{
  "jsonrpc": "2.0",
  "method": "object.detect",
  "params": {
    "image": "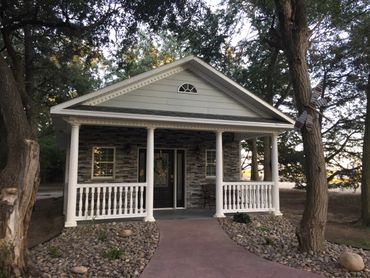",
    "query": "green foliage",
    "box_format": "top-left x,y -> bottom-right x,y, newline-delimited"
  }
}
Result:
97,229 -> 108,241
257,225 -> 270,233
39,134 -> 65,183
263,236 -> 274,246
334,239 -> 370,250
103,247 -> 124,260
47,245 -> 62,258
233,212 -> 251,224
